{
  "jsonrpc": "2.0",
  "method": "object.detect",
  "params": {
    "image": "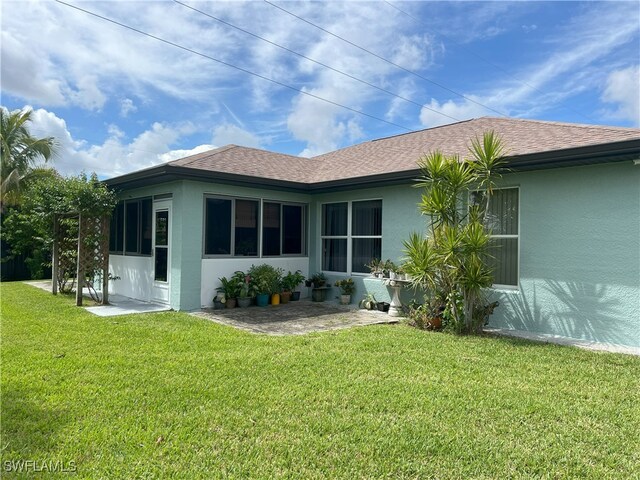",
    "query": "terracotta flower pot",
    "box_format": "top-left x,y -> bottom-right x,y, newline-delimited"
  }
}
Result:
281,291 -> 291,304
226,298 -> 237,308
